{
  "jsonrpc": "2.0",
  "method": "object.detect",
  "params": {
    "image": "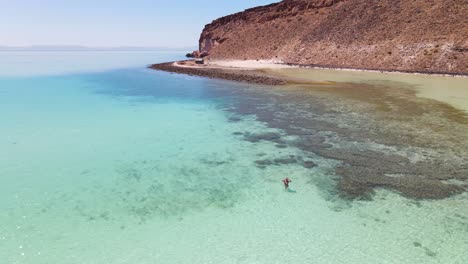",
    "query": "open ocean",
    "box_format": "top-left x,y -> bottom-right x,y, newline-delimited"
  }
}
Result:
0,51 -> 466,264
